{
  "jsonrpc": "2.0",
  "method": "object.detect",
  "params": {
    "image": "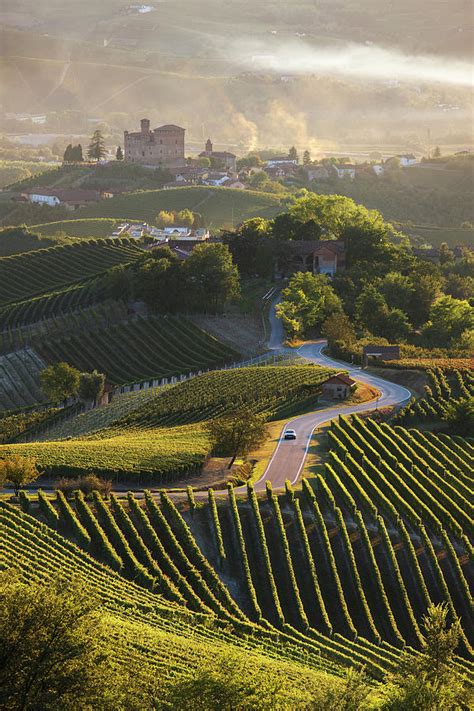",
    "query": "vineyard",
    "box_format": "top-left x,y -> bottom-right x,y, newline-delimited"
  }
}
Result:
7,439 -> 473,677
0,365 -> 335,480
0,347 -> 47,410
0,237 -> 142,306
117,363 -> 335,428
0,502 -> 369,698
396,367 -> 474,426
35,315 -> 240,385
0,279 -> 103,331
